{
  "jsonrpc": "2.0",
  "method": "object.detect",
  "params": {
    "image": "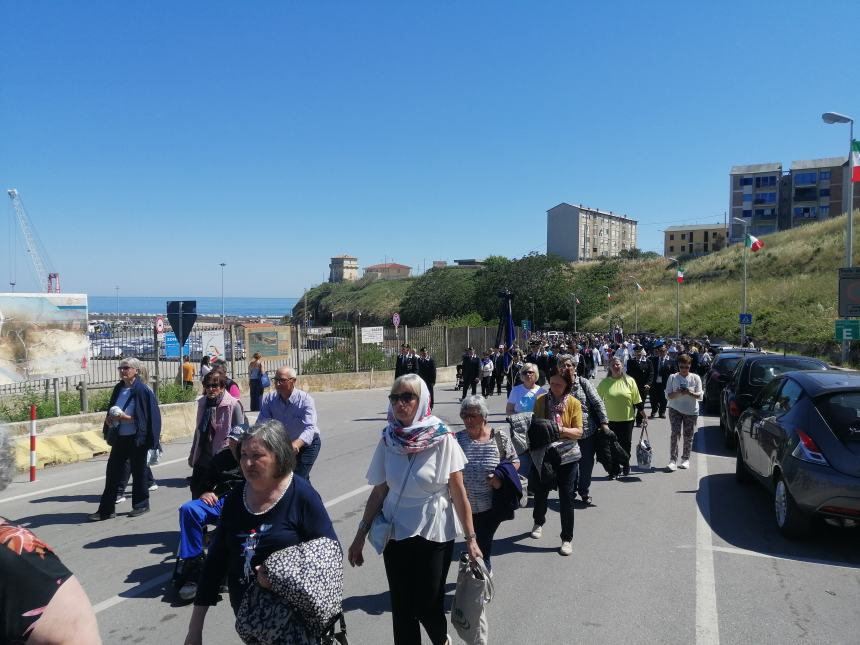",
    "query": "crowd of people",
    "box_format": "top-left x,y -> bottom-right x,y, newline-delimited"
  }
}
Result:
0,326 -> 717,643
